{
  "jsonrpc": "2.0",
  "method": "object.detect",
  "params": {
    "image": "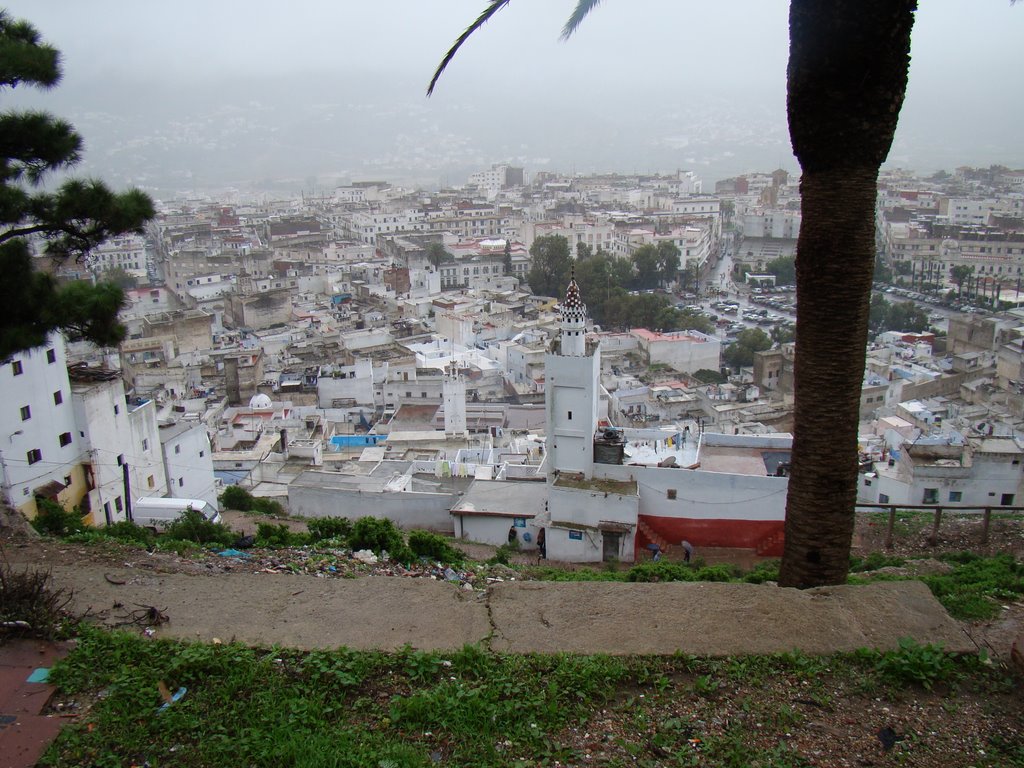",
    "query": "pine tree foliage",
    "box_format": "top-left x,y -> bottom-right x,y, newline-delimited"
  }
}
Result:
0,11 -> 155,358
